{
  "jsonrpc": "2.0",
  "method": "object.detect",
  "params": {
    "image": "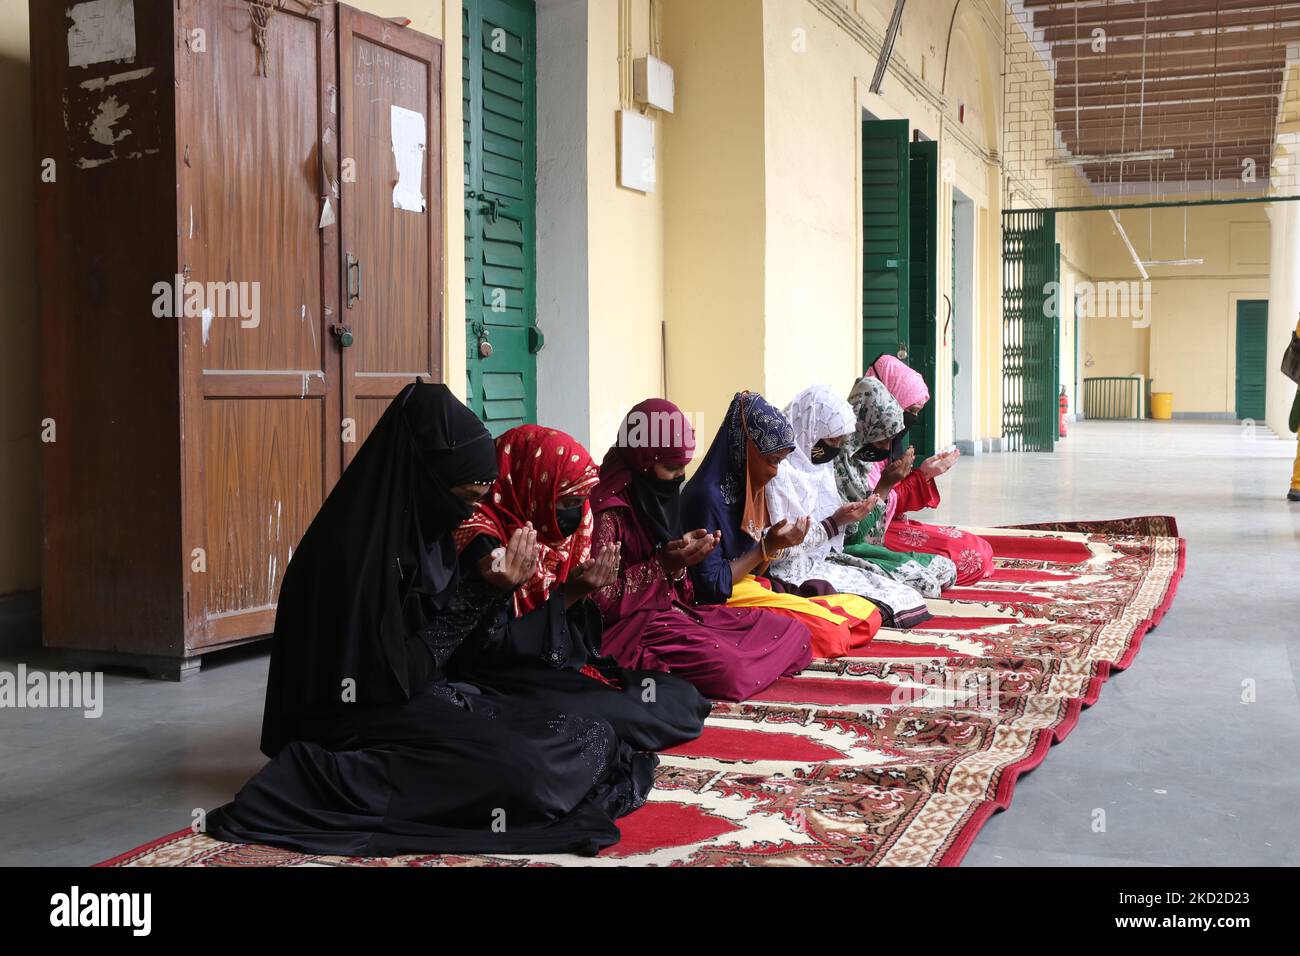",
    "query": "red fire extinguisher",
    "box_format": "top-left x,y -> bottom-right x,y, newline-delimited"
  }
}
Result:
1059,387 -> 1069,438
